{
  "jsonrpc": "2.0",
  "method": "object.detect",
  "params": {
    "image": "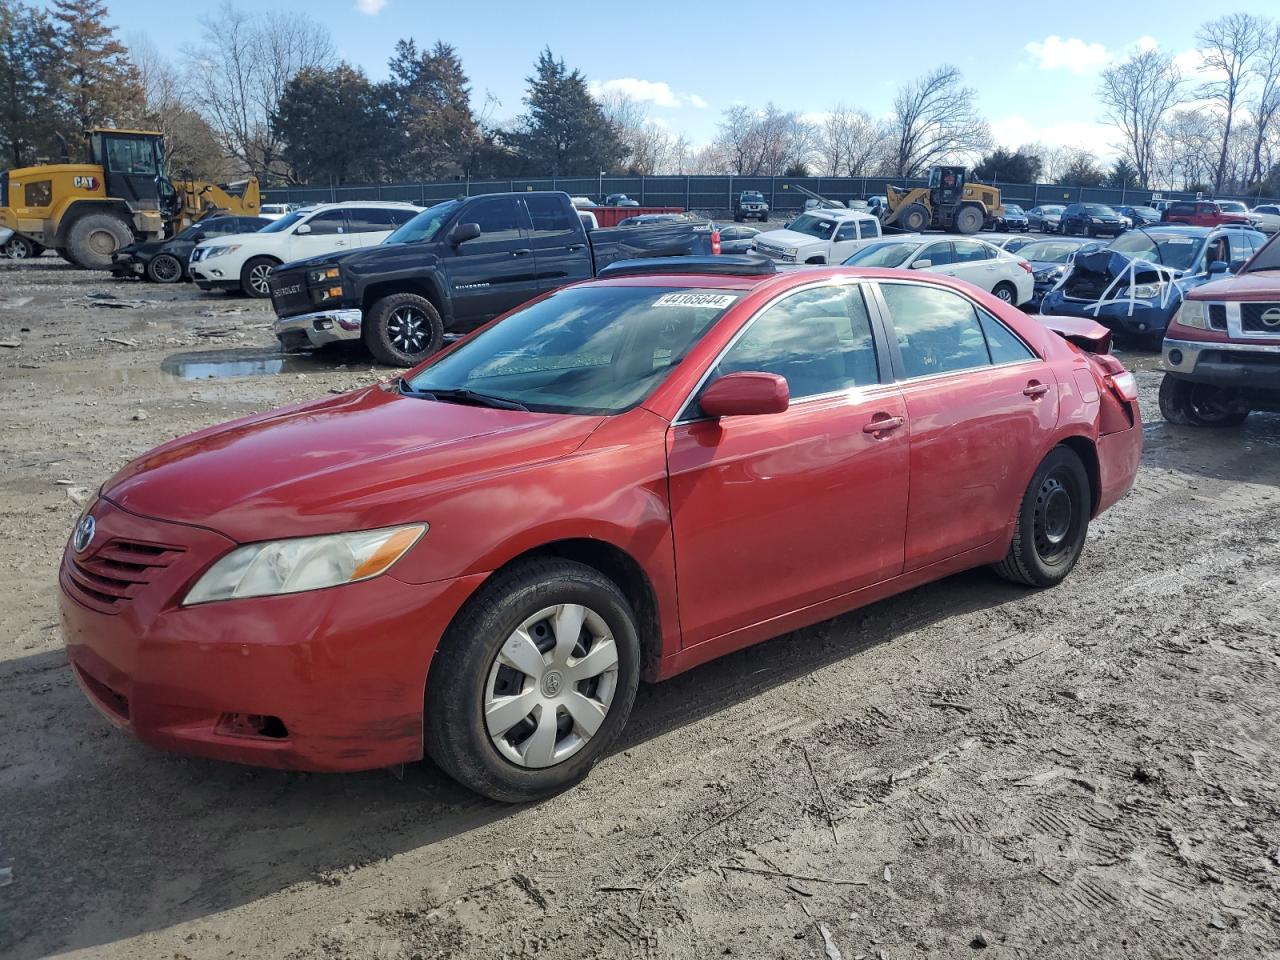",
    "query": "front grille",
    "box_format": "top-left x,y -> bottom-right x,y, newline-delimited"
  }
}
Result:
1201,349 -> 1280,368
1209,304 -> 1228,330
1241,302 -> 1280,334
64,538 -> 185,614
